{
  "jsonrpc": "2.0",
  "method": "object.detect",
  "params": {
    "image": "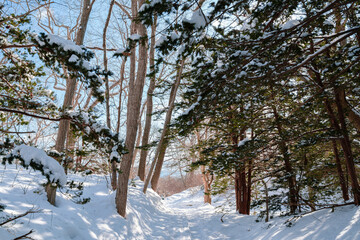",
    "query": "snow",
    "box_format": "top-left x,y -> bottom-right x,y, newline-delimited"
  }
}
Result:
238,137 -> 250,147
184,10 -> 208,29
129,34 -> 141,40
1,165 -> 360,240
115,48 -> 126,55
10,145 -> 66,186
281,20 -> 300,30
68,54 -> 79,63
37,34 -> 84,54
